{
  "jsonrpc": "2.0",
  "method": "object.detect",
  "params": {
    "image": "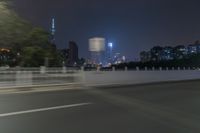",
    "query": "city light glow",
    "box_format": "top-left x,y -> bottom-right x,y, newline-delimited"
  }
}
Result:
108,43 -> 113,48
